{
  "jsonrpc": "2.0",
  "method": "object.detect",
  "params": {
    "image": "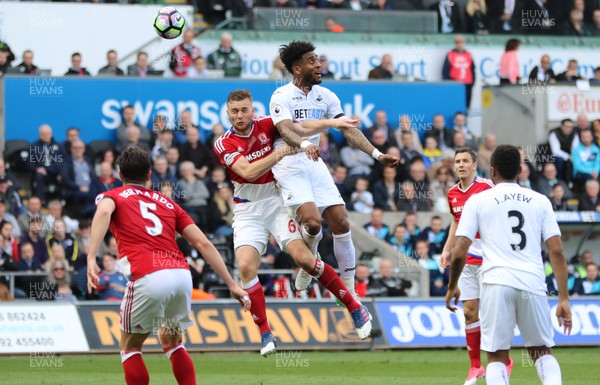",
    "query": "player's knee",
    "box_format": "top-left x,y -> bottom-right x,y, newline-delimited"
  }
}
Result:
463,306 -> 479,324
301,218 -> 322,236
158,328 -> 182,349
236,259 -> 256,281
330,217 -> 350,234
